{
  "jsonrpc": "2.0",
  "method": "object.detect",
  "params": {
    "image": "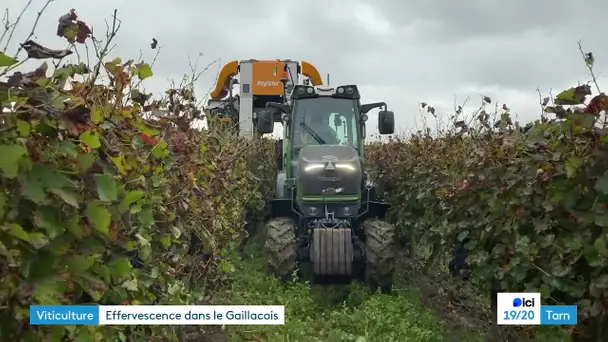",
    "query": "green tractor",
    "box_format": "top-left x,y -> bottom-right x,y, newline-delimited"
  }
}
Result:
255,84 -> 397,292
